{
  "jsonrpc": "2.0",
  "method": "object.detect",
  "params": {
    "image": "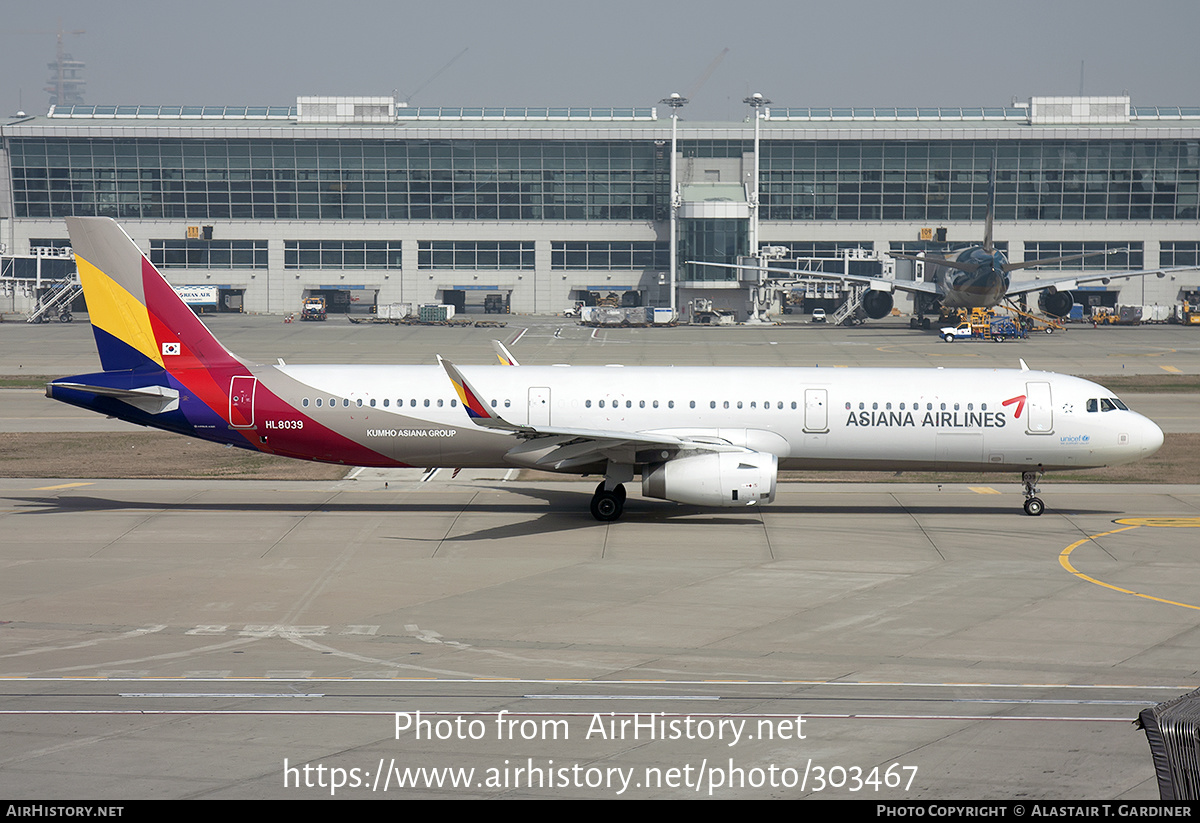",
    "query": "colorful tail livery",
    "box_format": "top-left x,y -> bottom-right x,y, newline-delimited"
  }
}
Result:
50,217 -> 1164,521
50,217 -> 400,467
